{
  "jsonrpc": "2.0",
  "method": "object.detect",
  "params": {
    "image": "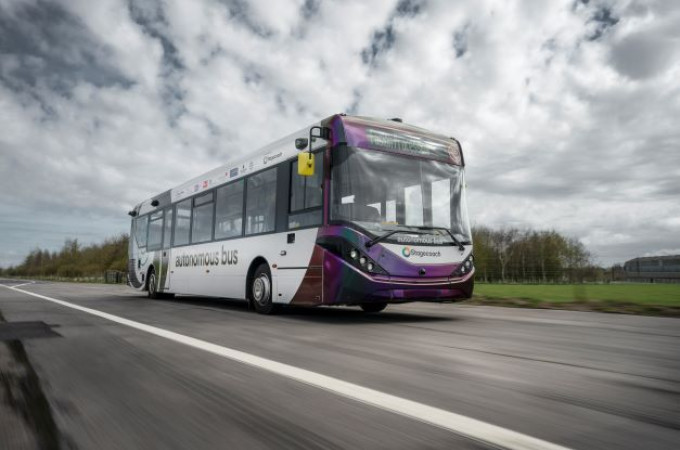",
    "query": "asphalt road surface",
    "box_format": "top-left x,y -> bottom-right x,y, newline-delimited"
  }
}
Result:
1,280 -> 678,449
